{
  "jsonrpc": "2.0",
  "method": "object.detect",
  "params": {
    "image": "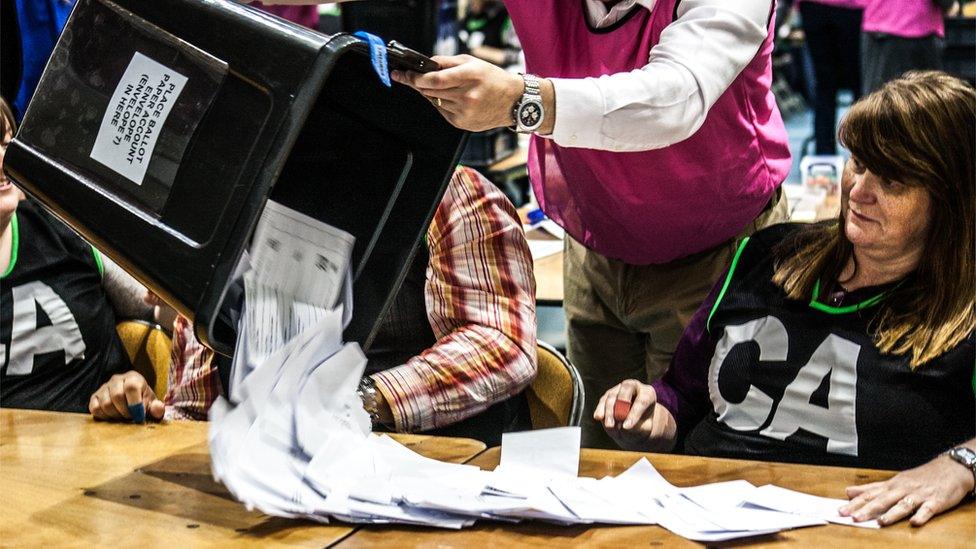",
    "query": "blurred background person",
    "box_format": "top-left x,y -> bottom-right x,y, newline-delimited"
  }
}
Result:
798,0 -> 864,155
0,0 -> 75,121
458,0 -> 521,70
861,0 -> 959,93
